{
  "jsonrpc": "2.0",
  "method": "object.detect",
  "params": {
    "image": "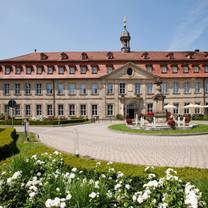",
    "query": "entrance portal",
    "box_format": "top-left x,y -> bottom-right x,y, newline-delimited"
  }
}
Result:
126,104 -> 136,119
